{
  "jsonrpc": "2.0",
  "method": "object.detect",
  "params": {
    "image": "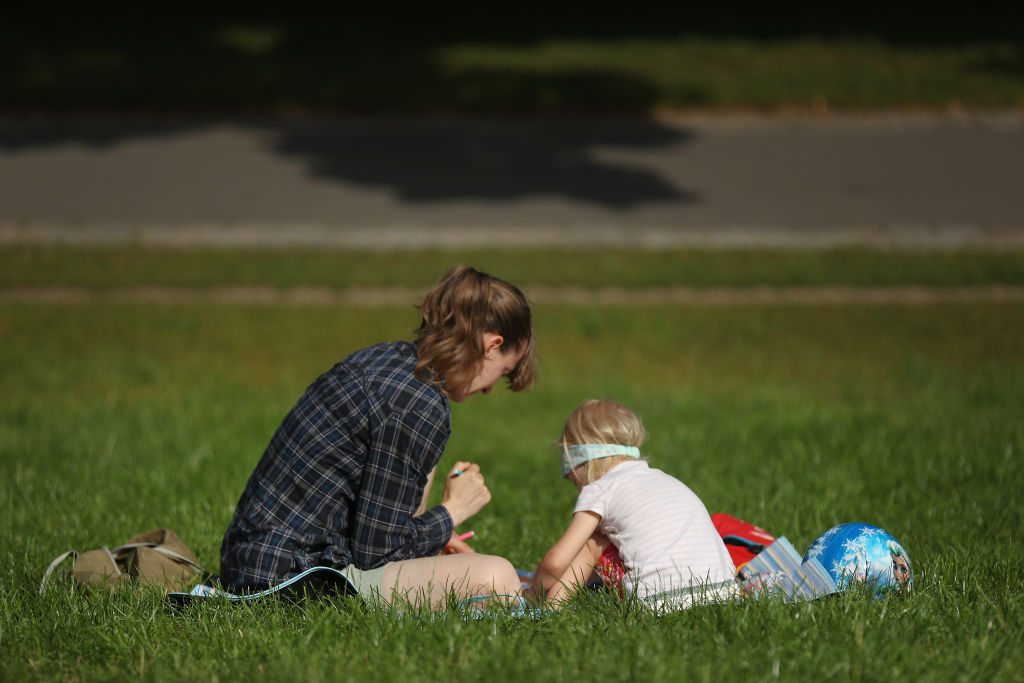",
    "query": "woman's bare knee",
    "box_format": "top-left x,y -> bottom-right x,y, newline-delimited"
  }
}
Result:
470,555 -> 520,595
